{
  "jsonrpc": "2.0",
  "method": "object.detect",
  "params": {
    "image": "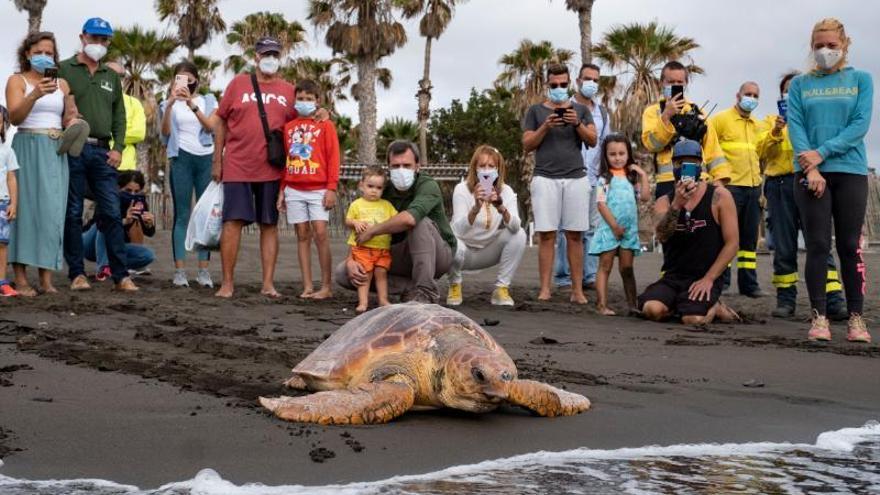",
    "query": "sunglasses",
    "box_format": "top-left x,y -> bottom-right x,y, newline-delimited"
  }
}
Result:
548,82 -> 569,89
